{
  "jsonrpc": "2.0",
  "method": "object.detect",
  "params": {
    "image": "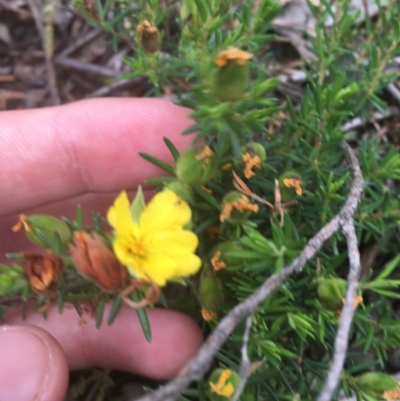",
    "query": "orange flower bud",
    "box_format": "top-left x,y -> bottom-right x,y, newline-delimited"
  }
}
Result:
21,253 -> 64,294
137,20 -> 161,53
69,232 -> 129,291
